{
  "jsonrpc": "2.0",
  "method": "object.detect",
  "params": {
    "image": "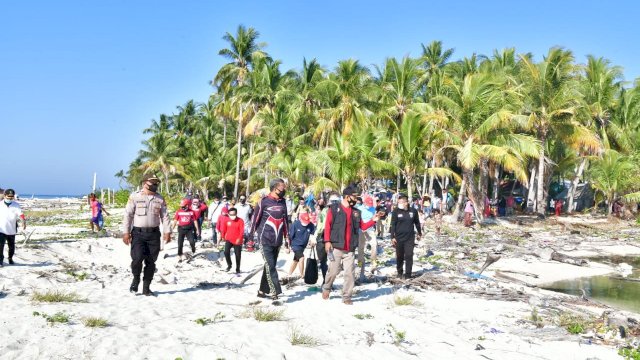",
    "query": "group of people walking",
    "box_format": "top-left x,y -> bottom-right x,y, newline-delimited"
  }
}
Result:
120,175 -> 425,304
